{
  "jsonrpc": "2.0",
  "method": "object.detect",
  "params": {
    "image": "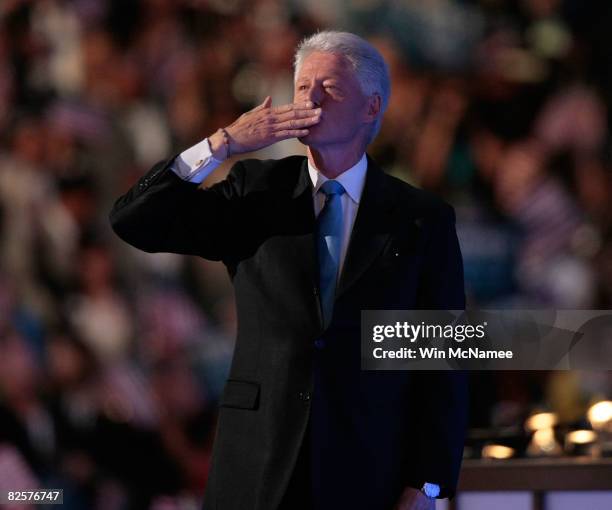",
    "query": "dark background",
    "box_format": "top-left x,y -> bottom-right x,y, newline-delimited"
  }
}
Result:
0,0 -> 610,508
